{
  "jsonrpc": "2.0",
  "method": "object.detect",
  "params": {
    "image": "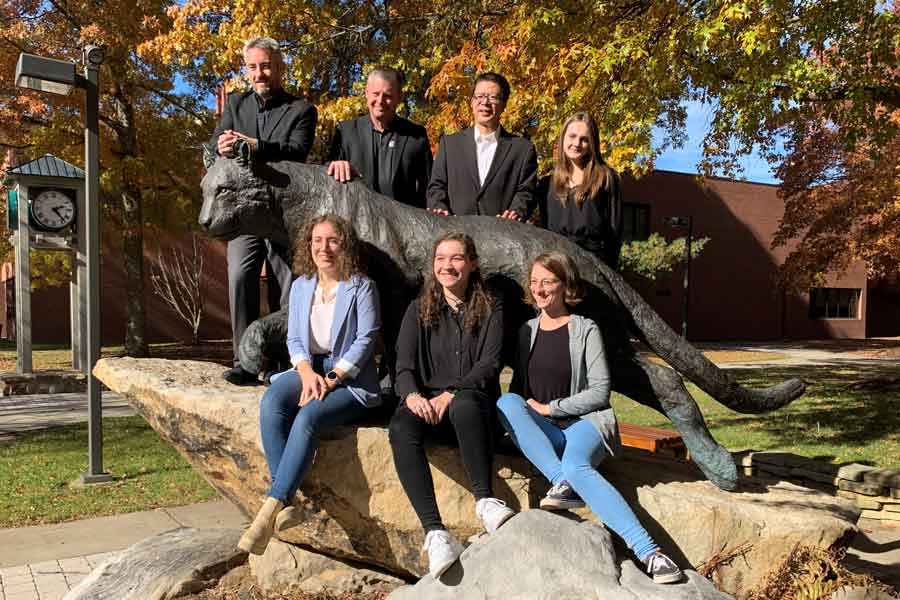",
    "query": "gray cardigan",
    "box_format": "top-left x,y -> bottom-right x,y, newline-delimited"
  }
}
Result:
510,314 -> 622,456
